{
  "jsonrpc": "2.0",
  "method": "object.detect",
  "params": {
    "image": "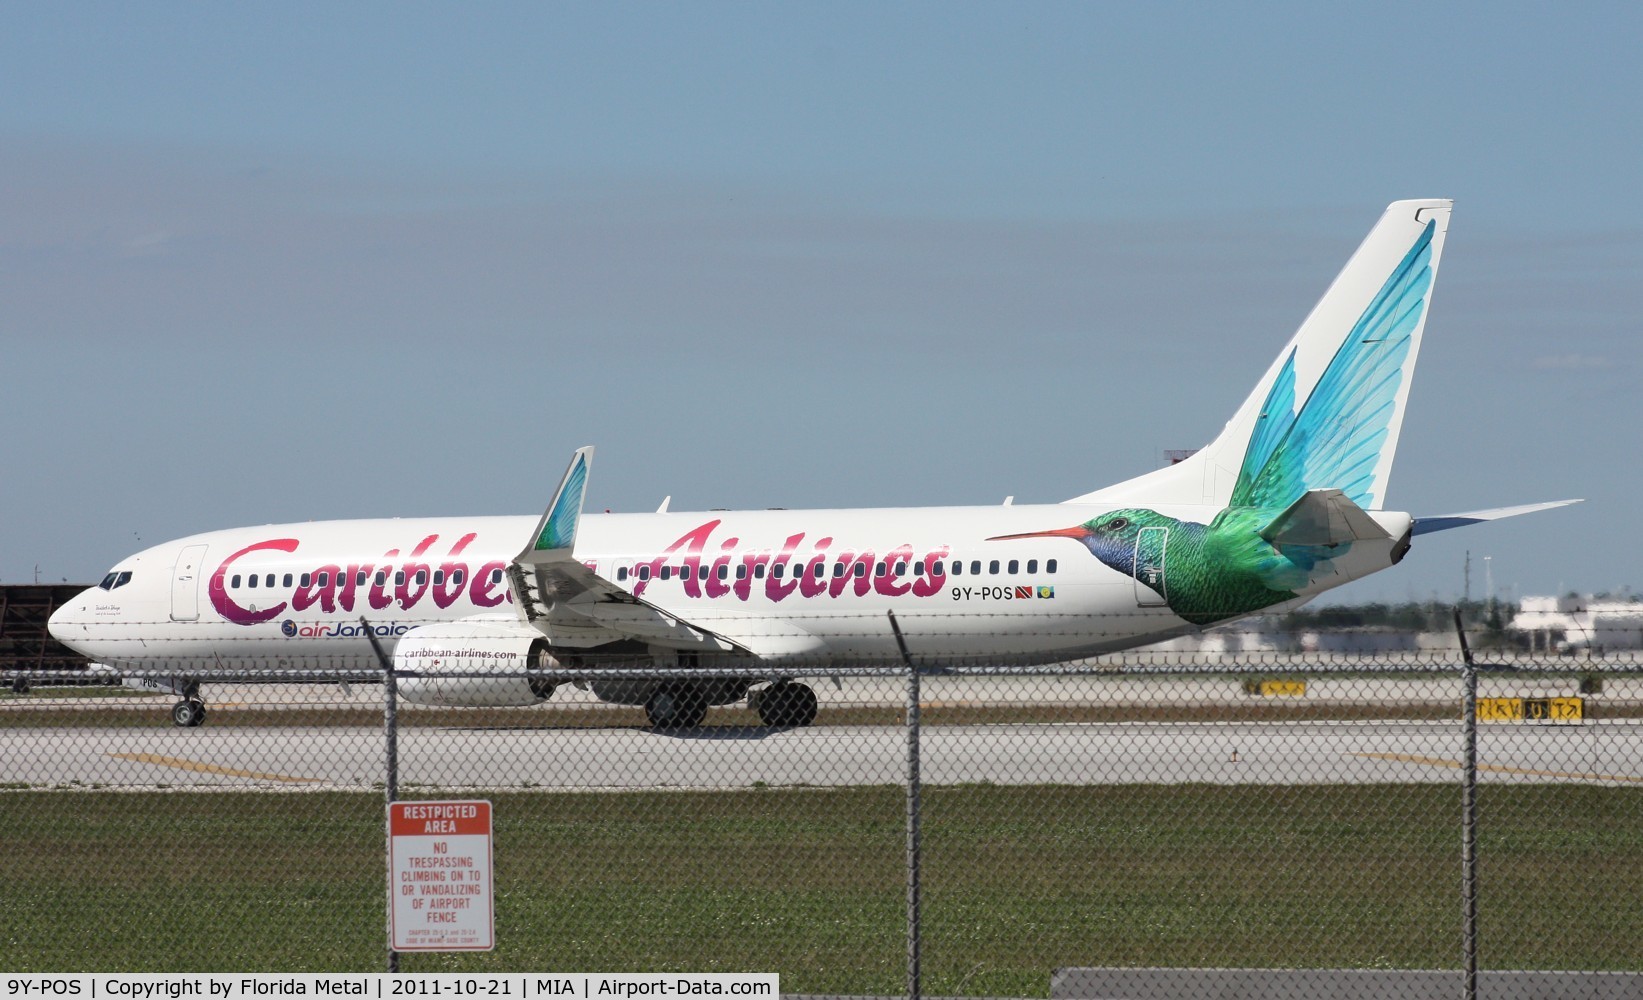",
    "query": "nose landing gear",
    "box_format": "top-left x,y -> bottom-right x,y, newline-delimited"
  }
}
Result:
170,698 -> 207,728
168,679 -> 206,727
